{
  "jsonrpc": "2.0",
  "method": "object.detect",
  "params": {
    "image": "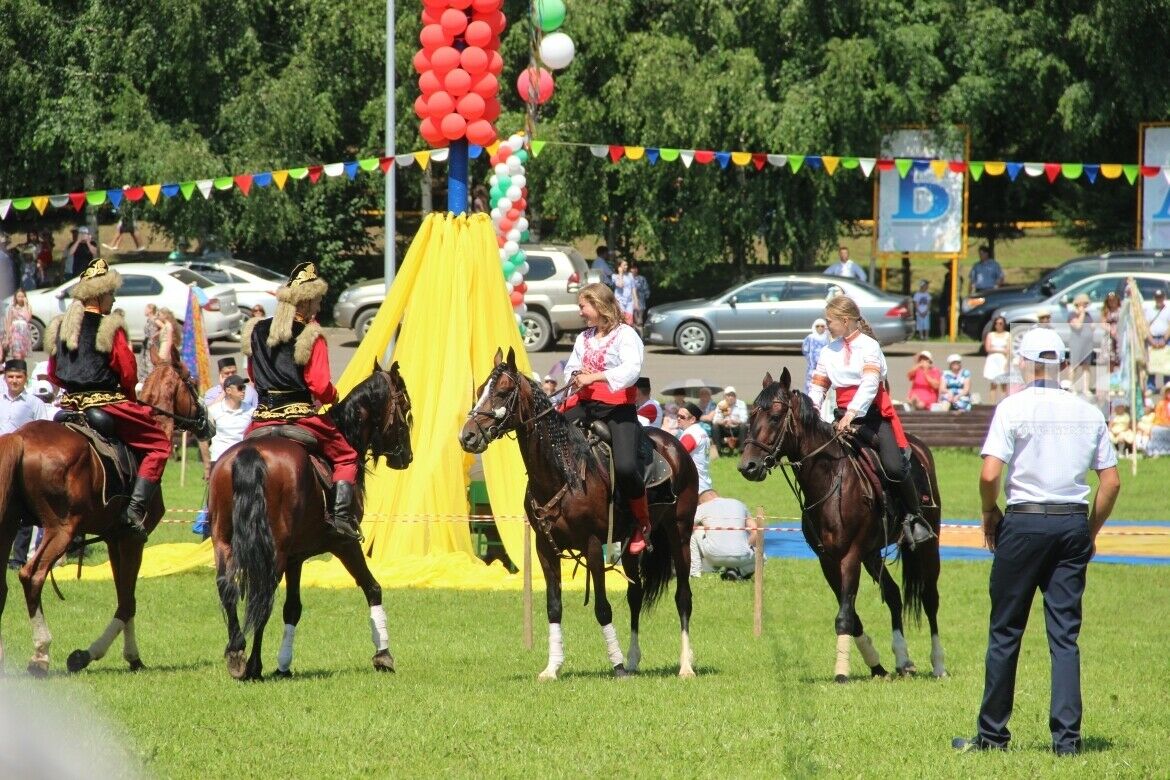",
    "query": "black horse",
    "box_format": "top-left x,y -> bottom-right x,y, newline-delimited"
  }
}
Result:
738,368 -> 947,682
